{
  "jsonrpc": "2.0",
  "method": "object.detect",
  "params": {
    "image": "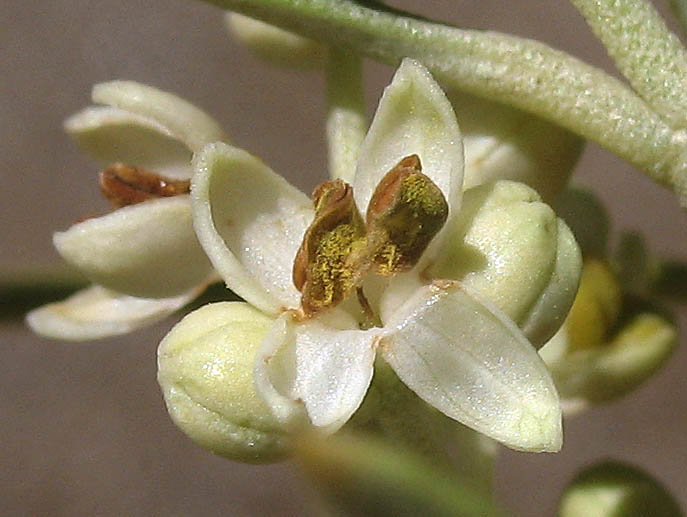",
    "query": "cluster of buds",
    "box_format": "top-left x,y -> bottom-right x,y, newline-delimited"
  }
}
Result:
25,15 -> 678,470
